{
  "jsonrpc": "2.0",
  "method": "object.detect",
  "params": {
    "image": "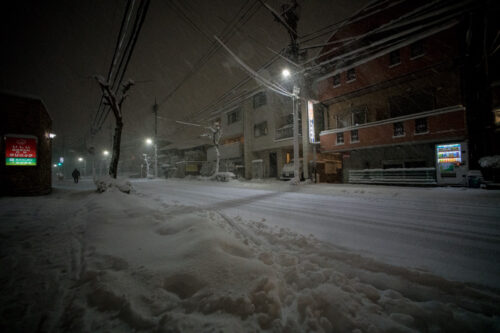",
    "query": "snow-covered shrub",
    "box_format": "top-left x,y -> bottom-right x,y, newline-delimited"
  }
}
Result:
94,176 -> 134,194
214,172 -> 236,182
478,155 -> 500,168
